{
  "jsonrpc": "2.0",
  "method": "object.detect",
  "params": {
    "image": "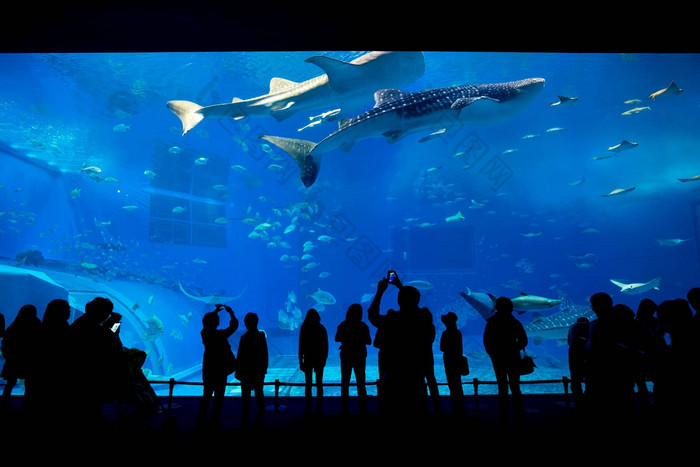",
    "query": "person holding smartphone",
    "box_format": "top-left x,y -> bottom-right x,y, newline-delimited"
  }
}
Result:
197,303 -> 238,429
367,270 -> 434,420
